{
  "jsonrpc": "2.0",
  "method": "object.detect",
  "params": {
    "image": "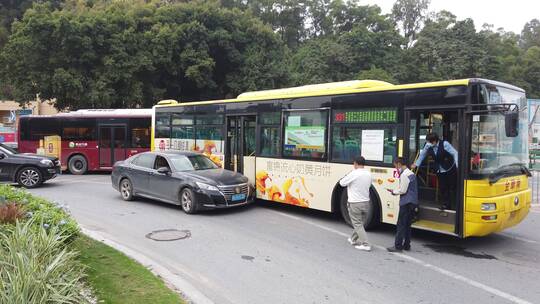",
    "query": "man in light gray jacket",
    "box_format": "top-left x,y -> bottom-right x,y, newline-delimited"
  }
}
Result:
339,156 -> 372,251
